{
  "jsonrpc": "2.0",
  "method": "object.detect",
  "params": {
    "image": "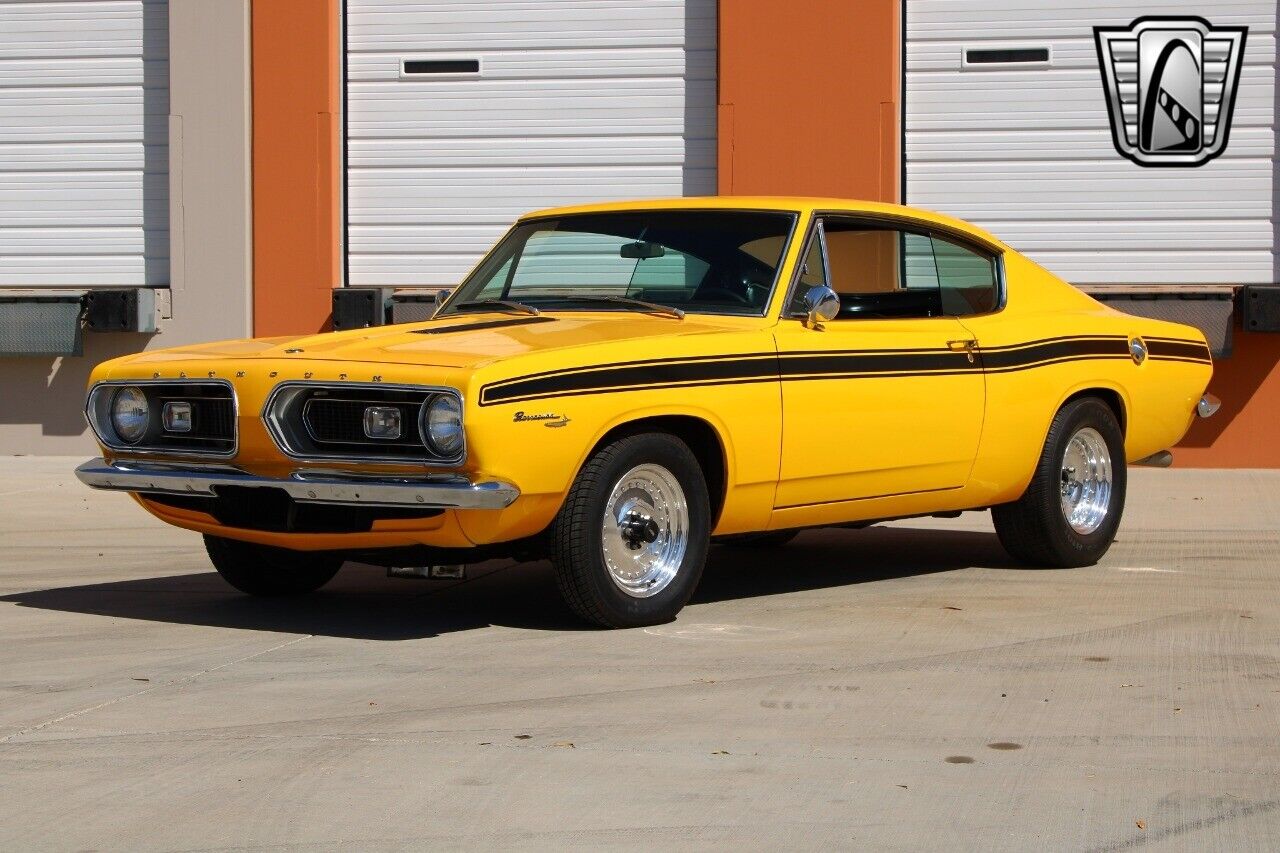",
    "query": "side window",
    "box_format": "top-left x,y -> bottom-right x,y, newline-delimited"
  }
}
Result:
817,219 -> 941,319
930,236 -> 999,316
902,233 -> 940,289
789,219 -> 1001,320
